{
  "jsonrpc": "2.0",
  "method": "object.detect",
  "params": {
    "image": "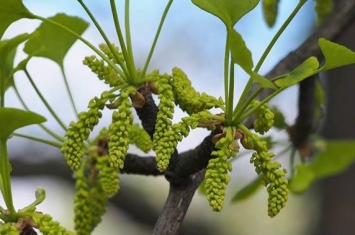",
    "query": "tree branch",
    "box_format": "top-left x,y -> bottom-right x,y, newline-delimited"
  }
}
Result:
152,170 -> 205,234
166,129 -> 219,179
121,154 -> 161,176
135,85 -> 158,139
